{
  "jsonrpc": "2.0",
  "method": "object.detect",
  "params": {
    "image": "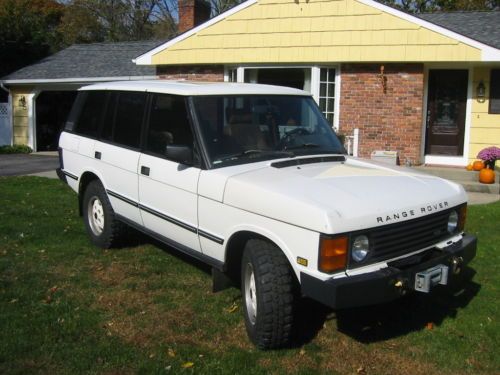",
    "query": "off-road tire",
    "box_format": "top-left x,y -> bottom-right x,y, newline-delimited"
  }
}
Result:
241,239 -> 296,349
82,180 -> 126,248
